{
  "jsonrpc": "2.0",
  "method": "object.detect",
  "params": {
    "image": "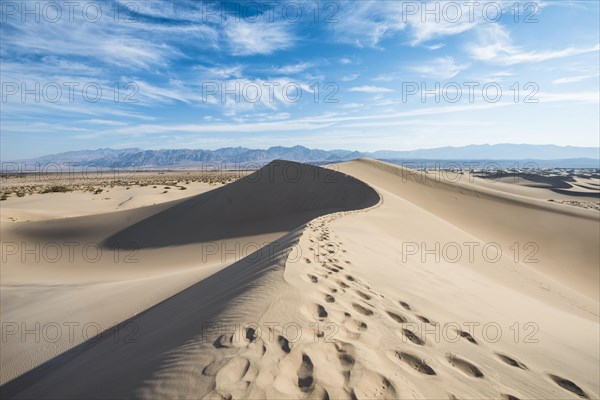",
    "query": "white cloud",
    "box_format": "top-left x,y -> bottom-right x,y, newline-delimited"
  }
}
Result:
407,16 -> 478,46
339,103 -> 365,109
372,74 -> 397,82
349,86 -> 394,93
332,1 -> 405,48
468,24 -> 600,65
86,119 -> 129,126
272,62 -> 314,75
1,11 -> 214,69
341,74 -> 359,82
411,56 -> 468,79
194,64 -> 245,79
552,74 -> 599,85
225,20 -> 294,56
537,91 -> 599,103
425,44 -> 445,50
332,1 -> 484,48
